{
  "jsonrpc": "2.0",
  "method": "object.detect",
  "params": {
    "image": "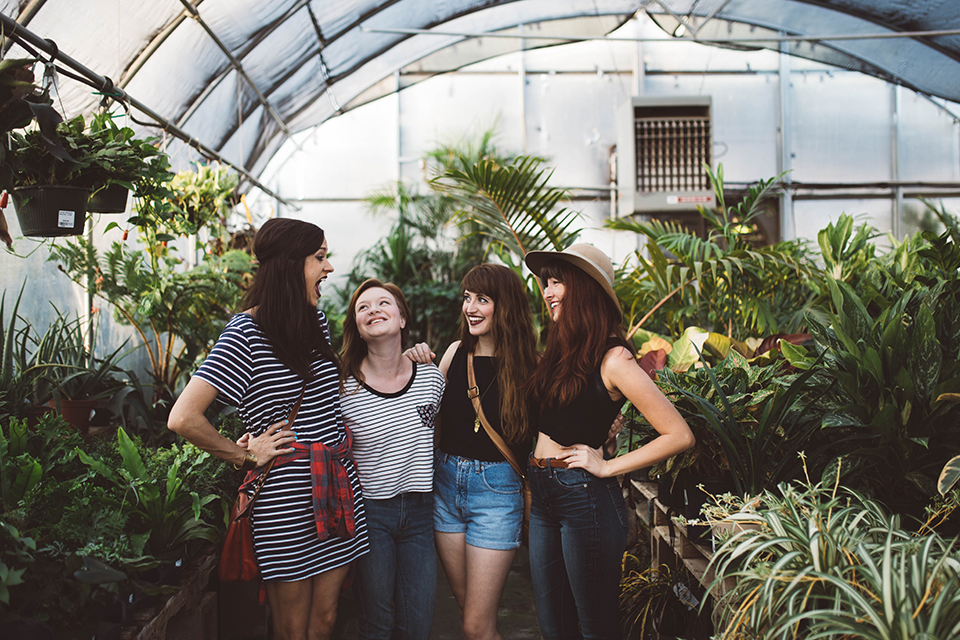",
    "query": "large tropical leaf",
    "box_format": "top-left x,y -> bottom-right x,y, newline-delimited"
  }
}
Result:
430,155 -> 582,257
